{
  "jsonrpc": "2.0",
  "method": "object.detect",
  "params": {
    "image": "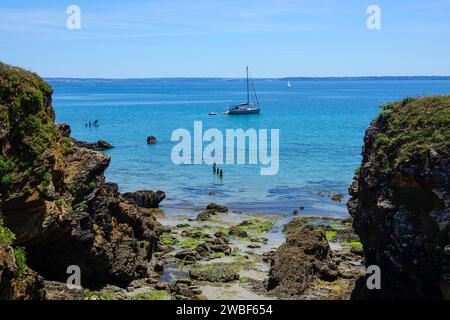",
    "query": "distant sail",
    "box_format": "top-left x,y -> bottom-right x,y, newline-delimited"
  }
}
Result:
287,81 -> 292,88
